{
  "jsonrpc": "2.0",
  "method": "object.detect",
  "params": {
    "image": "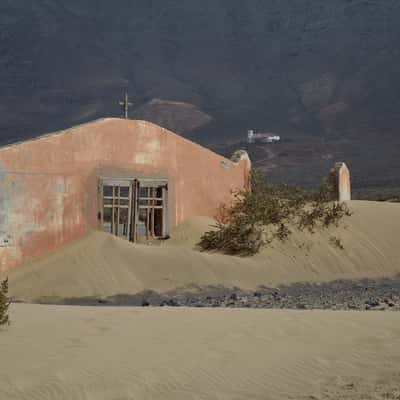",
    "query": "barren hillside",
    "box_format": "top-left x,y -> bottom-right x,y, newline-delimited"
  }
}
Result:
1,1 -> 400,191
